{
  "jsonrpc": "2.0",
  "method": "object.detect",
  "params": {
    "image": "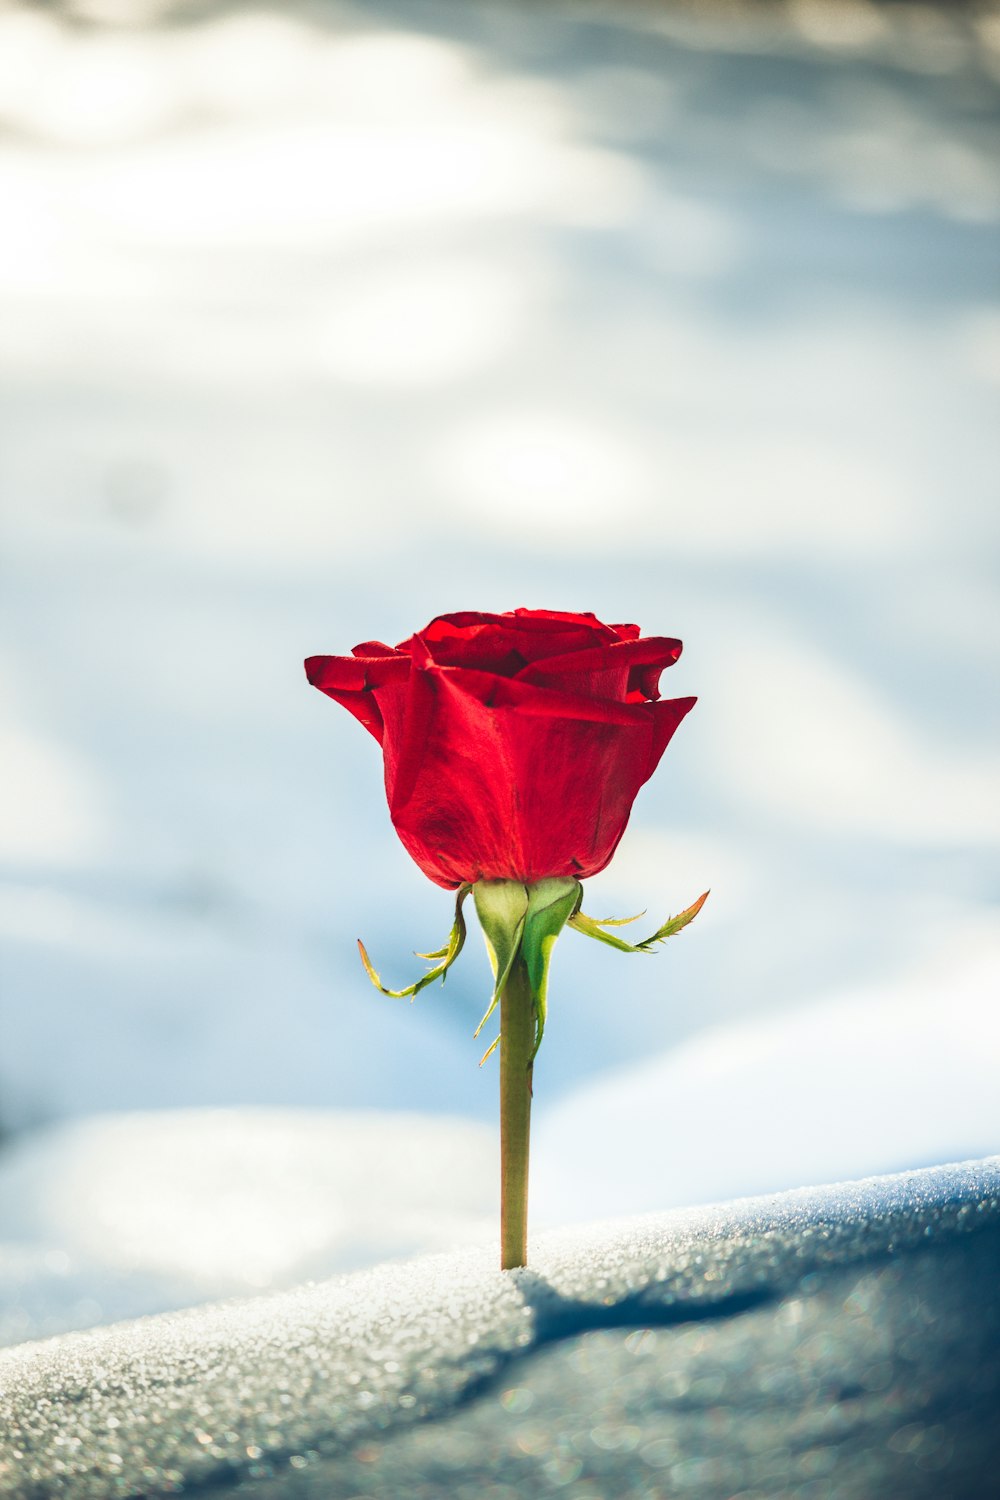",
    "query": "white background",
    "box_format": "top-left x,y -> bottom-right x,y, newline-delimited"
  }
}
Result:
1,0 -> 998,1226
